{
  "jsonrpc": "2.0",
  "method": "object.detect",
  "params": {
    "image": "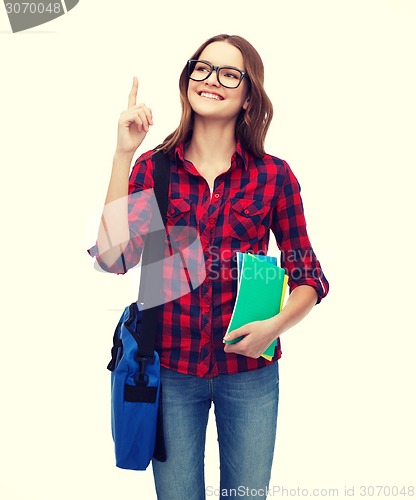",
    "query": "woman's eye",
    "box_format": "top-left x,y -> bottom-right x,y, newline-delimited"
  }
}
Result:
222,71 -> 239,79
